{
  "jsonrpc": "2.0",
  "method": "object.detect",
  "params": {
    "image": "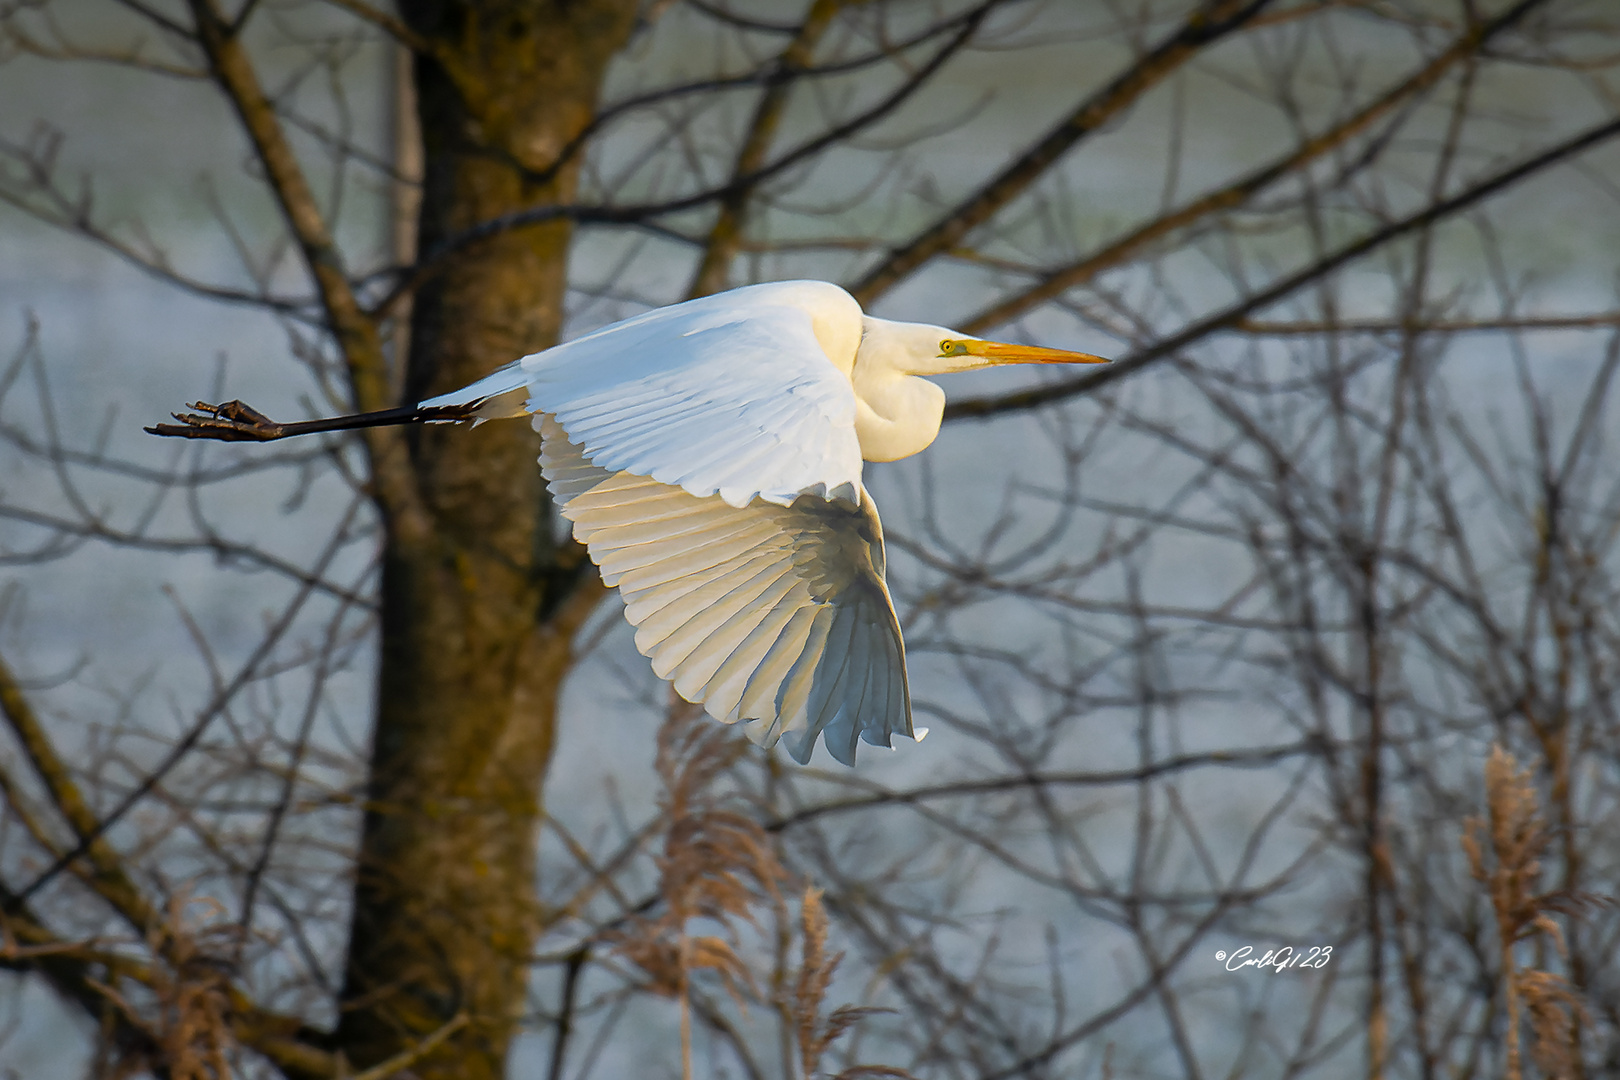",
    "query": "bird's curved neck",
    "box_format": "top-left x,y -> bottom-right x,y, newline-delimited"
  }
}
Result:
850,357 -> 945,462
